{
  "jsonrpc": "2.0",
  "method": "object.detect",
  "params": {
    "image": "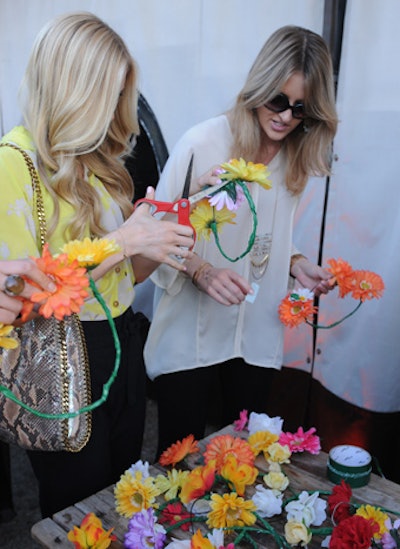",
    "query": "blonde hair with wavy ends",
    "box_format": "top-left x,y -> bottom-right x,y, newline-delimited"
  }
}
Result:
20,12 -> 140,239
229,25 -> 338,195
